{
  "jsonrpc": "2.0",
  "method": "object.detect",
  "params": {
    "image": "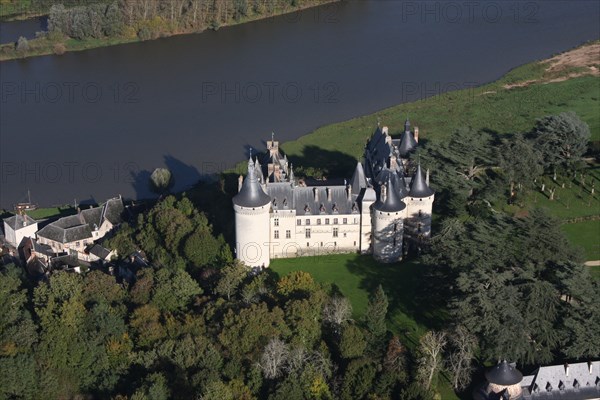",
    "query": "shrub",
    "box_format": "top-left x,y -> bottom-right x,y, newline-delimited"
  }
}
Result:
16,36 -> 29,53
53,43 -> 66,55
